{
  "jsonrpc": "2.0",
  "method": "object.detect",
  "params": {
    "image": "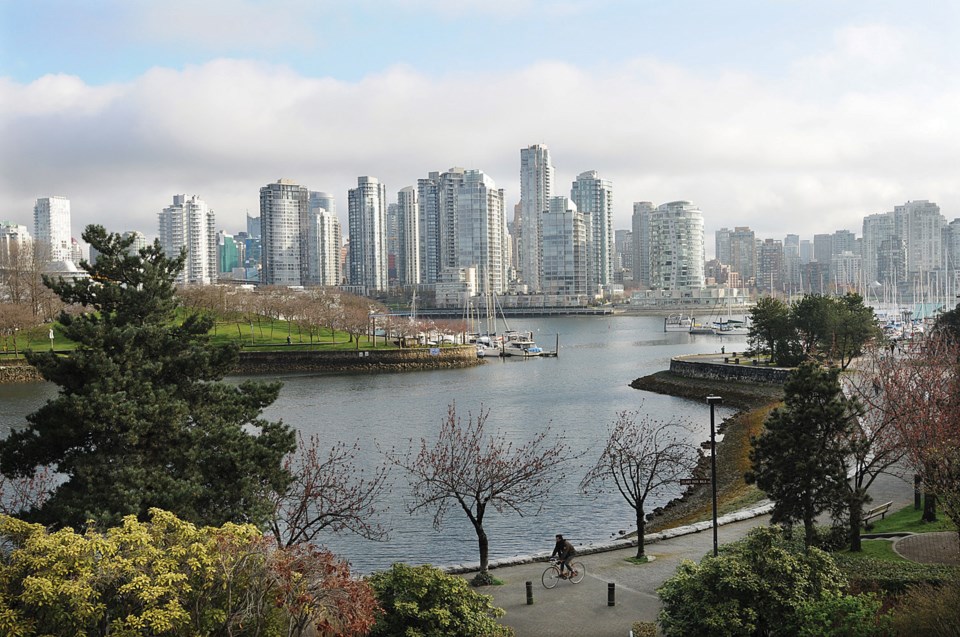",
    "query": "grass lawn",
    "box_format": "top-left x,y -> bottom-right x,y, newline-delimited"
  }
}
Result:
838,539 -> 908,563
867,504 -> 958,535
